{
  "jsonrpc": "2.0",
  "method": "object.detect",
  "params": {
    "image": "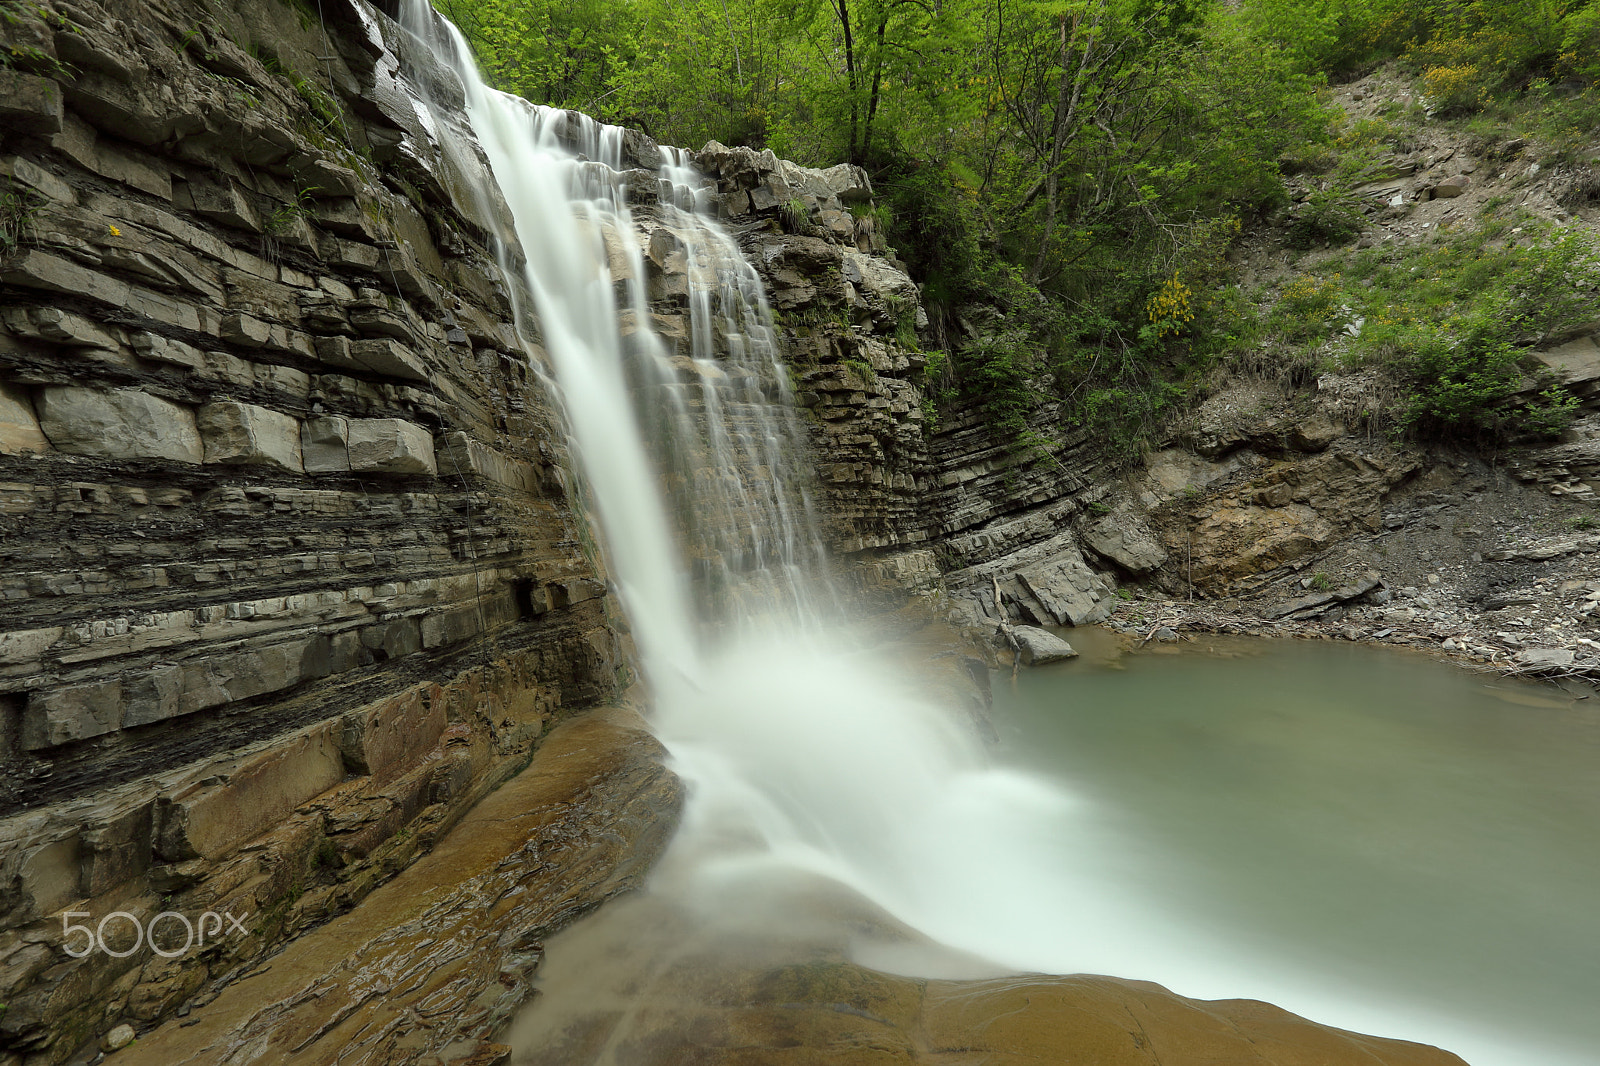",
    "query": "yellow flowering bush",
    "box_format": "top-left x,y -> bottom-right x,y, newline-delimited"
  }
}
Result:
1146,273 -> 1195,338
